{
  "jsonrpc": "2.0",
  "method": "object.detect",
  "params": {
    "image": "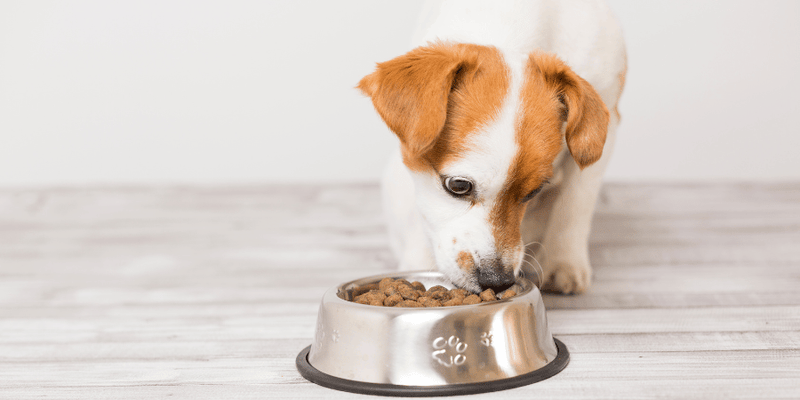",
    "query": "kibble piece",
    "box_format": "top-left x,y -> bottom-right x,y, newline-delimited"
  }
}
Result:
384,294 -> 403,306
500,289 -> 517,300
430,291 -> 450,301
479,288 -> 497,302
365,289 -> 387,303
383,286 -> 399,297
378,278 -> 395,291
443,297 -> 463,306
352,283 -> 379,297
449,288 -> 469,300
428,285 -> 448,293
420,298 -> 442,307
411,281 -> 426,291
463,294 -> 482,305
396,300 -> 423,307
398,285 -> 420,300
354,296 -> 371,305
393,279 -> 412,288
426,286 -> 450,300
